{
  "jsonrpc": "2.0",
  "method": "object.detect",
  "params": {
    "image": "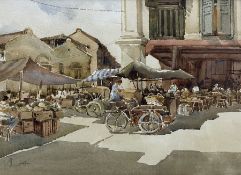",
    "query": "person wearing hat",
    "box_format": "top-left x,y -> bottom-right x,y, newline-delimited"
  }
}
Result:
110,79 -> 123,101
